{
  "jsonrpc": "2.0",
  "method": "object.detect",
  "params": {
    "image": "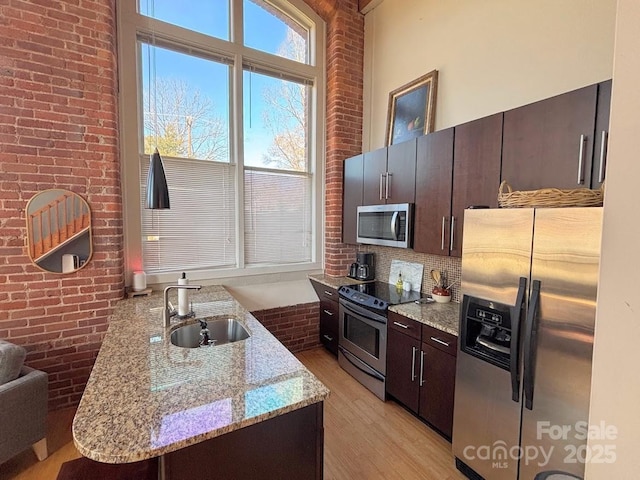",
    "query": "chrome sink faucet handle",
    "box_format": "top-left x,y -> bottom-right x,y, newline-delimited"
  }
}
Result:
163,284 -> 202,327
